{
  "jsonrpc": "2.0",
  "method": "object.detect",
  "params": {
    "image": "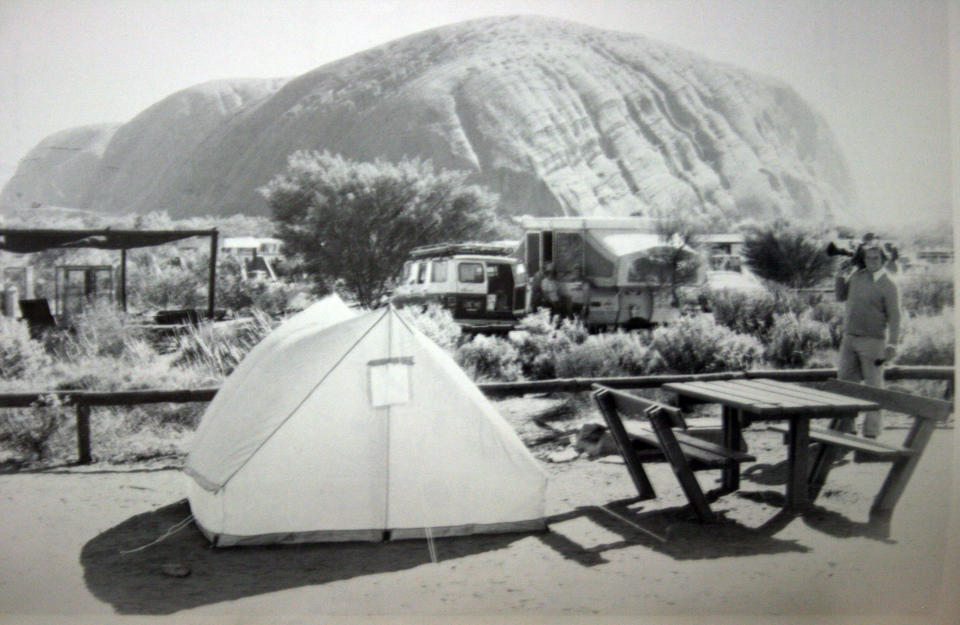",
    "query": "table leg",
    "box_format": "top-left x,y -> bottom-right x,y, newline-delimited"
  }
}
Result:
721,406 -> 742,492
786,416 -> 811,510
